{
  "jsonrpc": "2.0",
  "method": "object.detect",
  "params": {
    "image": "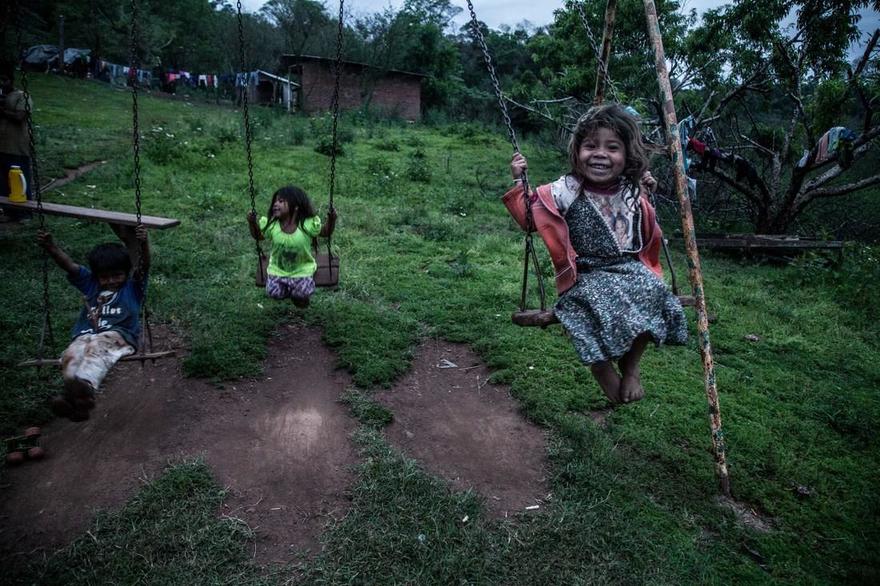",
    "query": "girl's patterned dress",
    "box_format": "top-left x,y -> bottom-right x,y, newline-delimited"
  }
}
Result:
554,185 -> 688,365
